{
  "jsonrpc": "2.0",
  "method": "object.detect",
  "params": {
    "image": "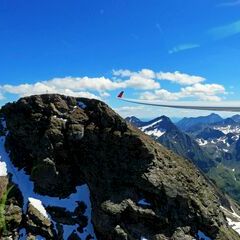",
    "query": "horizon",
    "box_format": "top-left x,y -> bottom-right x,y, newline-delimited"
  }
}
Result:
125,112 -> 240,123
